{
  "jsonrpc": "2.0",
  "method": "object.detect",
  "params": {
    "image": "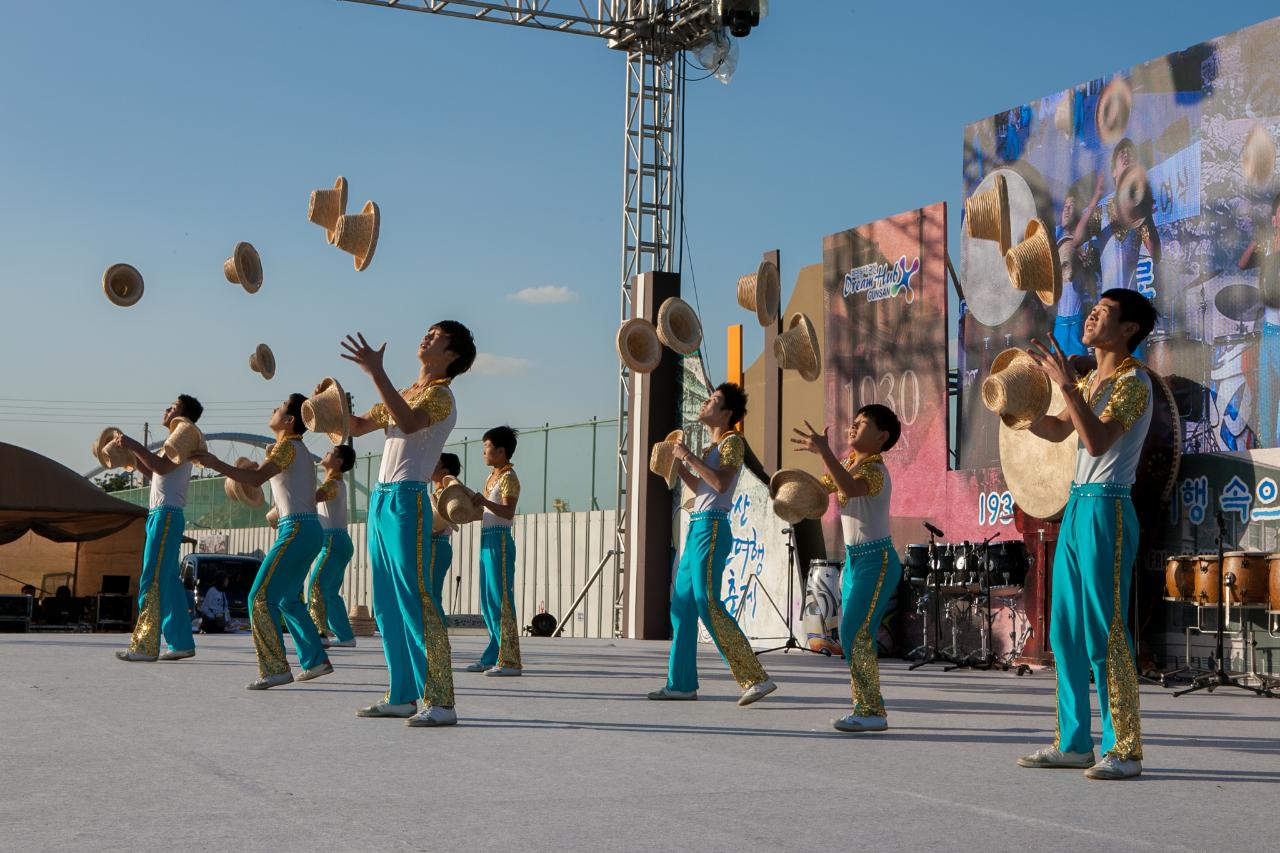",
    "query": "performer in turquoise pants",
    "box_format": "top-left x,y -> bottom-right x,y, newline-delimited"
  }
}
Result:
429,533 -> 452,614
795,402 -> 903,732
427,451 -> 462,616
1019,289 -> 1156,781
648,383 -> 775,705
309,445 -> 357,646
468,428 -> 524,675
